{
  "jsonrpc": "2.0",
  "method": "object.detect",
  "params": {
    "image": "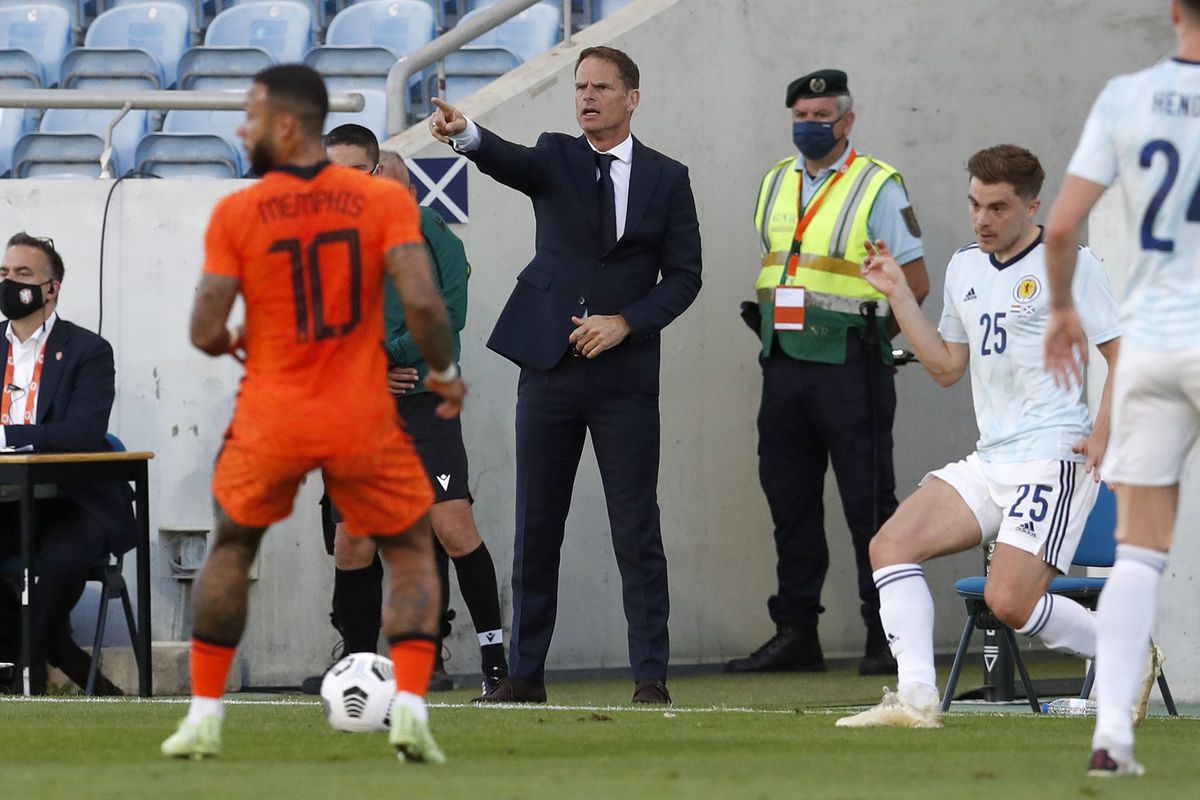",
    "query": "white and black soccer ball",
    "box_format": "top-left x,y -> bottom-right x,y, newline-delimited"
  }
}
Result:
319,652 -> 396,732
